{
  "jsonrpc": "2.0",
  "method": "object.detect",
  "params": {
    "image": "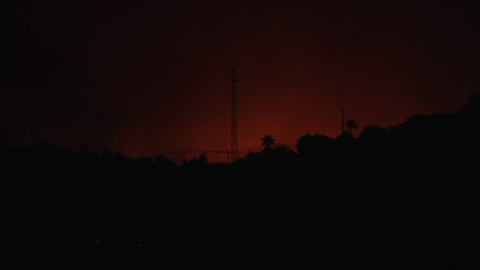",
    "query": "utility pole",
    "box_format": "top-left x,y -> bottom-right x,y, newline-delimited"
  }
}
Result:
341,107 -> 345,134
230,69 -> 238,162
